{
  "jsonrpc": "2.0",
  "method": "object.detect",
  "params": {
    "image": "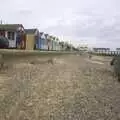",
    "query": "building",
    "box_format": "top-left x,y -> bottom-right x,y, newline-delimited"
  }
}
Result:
93,48 -> 110,53
25,29 -> 39,50
36,32 -> 43,50
55,38 -> 60,51
52,37 -> 60,51
44,34 -> 50,50
48,35 -> 53,51
36,32 -> 48,50
116,48 -> 120,51
59,41 -> 65,51
0,24 -> 25,48
51,36 -> 61,51
50,36 -> 54,50
52,37 -> 56,51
